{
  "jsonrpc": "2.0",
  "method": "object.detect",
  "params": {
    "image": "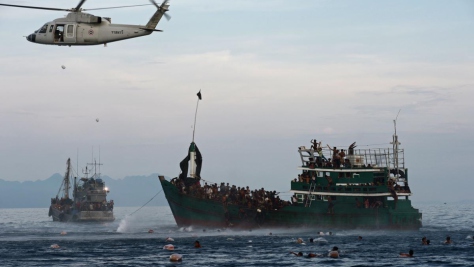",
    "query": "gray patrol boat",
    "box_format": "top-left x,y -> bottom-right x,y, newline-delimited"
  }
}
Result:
49,158 -> 115,222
